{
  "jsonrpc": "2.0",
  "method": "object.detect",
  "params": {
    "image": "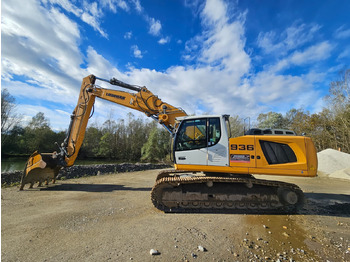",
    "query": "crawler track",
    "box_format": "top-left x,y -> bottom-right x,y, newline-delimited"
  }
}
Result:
151,170 -> 304,213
